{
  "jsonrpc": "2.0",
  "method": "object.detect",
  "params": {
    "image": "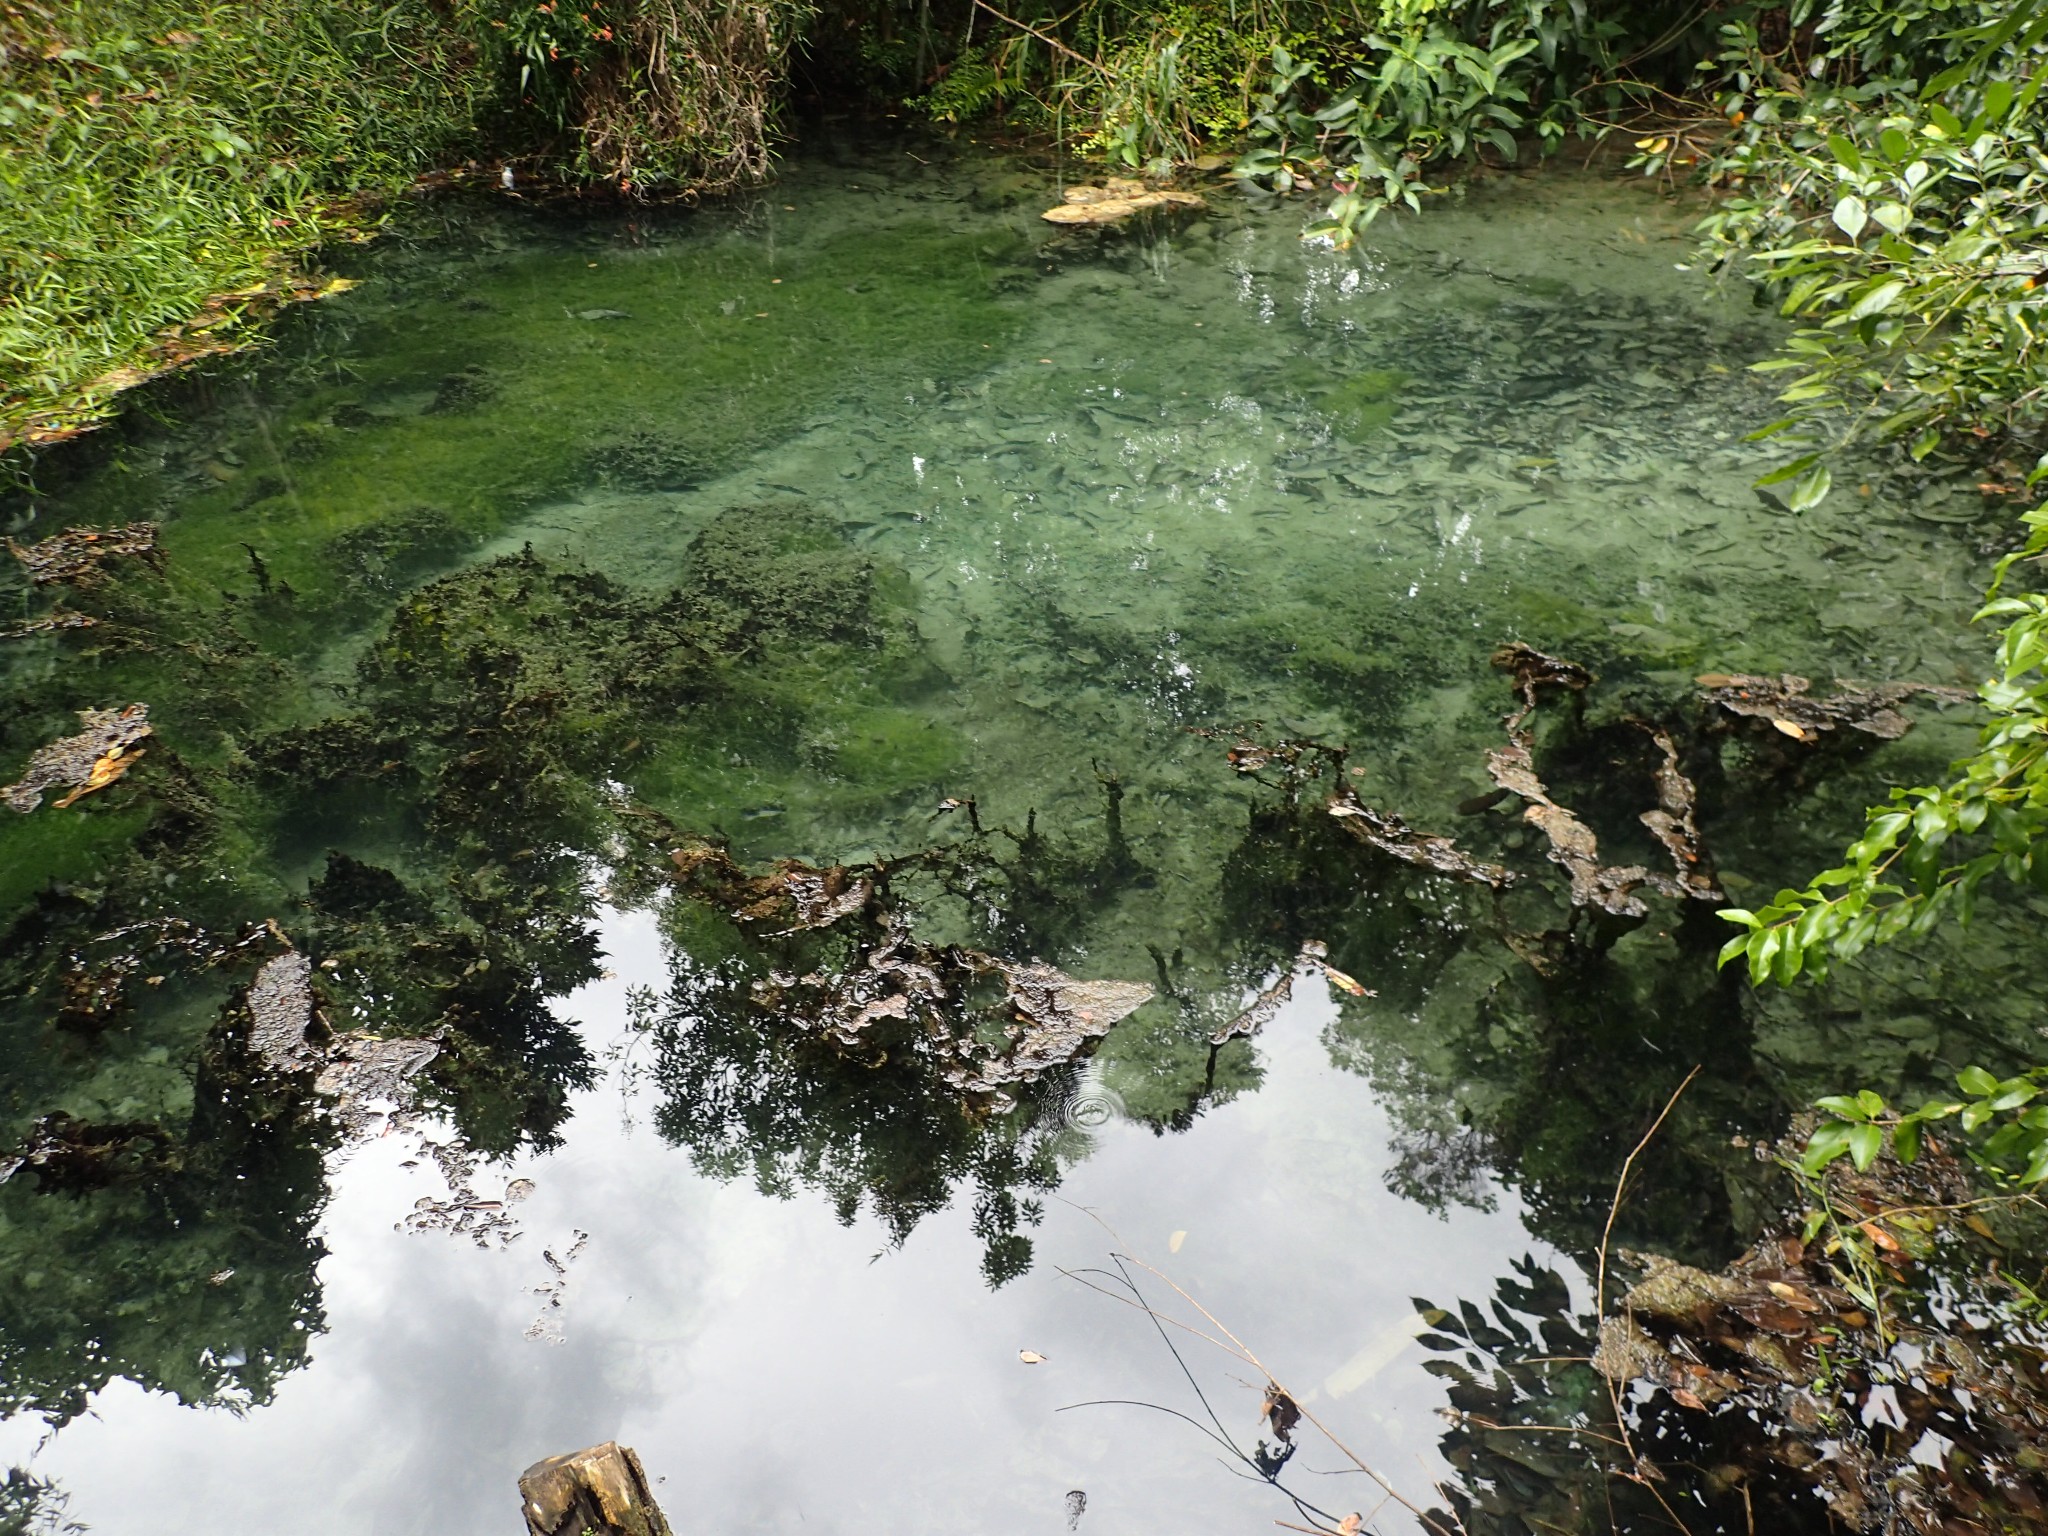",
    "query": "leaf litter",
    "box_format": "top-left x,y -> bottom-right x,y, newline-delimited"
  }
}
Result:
7,522 -> 163,587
